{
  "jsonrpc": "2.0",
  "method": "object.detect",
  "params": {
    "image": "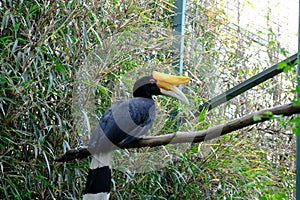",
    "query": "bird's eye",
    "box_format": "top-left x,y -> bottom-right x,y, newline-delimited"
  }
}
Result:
149,78 -> 156,84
